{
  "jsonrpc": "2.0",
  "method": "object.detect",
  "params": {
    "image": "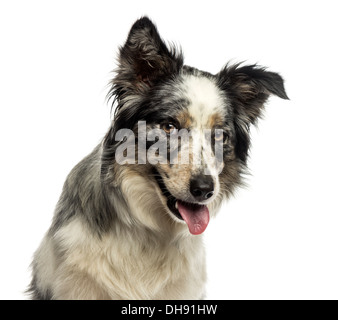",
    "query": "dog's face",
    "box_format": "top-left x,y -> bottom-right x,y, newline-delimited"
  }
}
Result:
102,17 -> 288,234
